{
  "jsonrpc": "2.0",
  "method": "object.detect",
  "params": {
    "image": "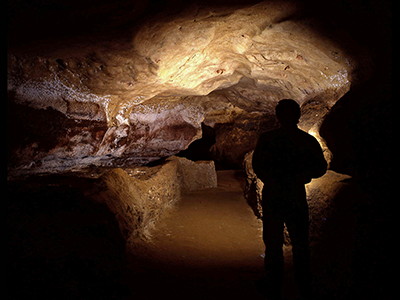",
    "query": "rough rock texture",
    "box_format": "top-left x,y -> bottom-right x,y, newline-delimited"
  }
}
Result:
7,2 -> 392,299
173,156 -> 218,192
97,163 -> 180,241
305,170 -> 352,243
7,0 -> 356,177
133,1 -> 351,103
95,156 -> 217,241
243,151 -> 264,219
